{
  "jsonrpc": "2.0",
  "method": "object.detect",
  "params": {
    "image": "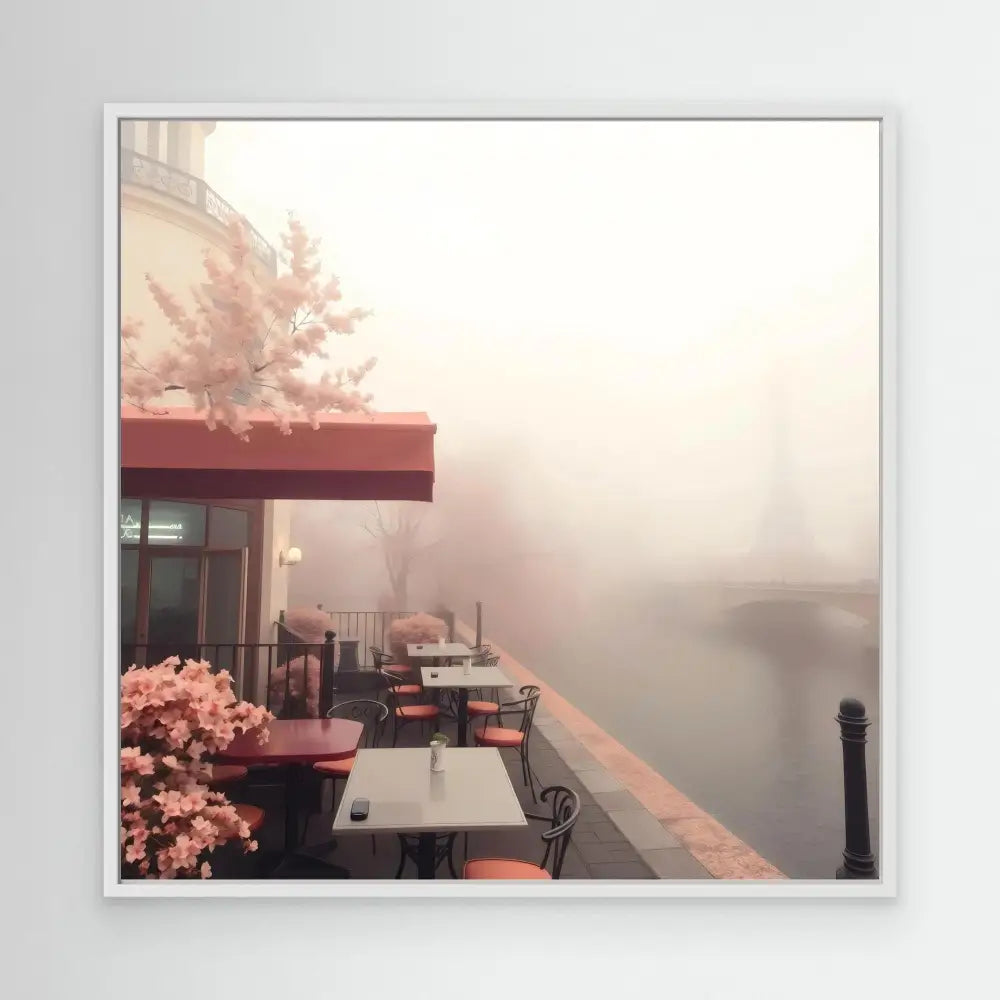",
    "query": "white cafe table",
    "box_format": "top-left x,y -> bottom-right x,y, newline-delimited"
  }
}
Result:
407,642 -> 472,661
421,665 -> 514,747
331,747 -> 527,879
